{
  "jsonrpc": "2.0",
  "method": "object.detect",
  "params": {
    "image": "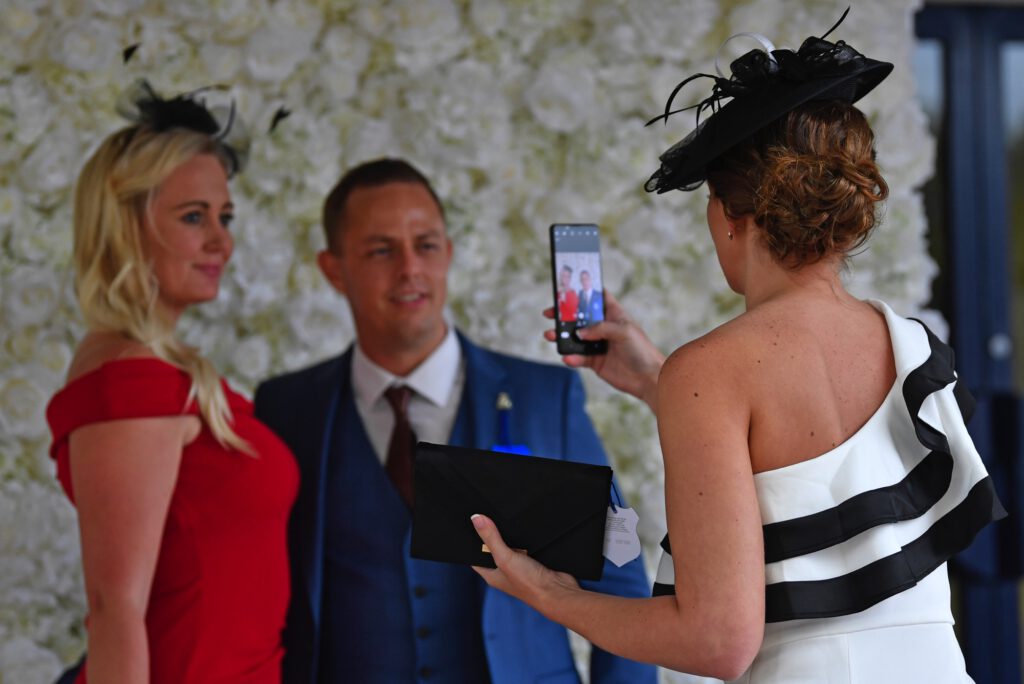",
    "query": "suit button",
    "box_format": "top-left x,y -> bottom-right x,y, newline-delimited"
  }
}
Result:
418,666 -> 433,678
416,626 -> 431,639
413,585 -> 428,598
